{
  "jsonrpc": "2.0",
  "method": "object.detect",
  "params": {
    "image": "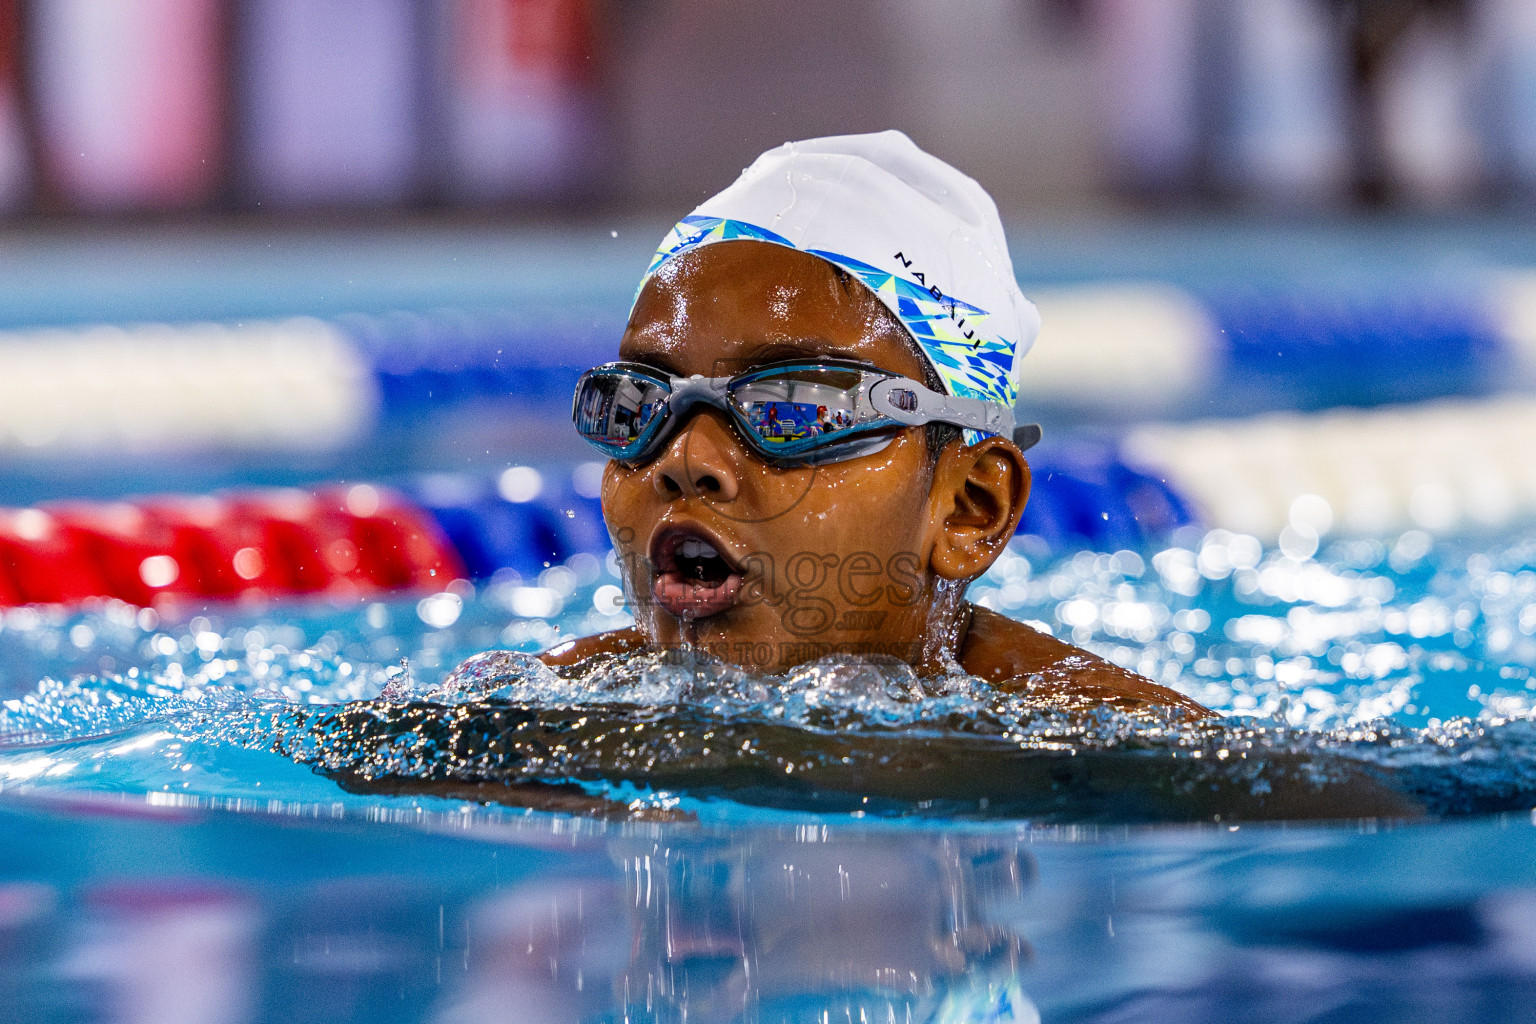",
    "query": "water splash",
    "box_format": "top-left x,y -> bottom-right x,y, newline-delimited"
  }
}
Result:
0,527 -> 1531,822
